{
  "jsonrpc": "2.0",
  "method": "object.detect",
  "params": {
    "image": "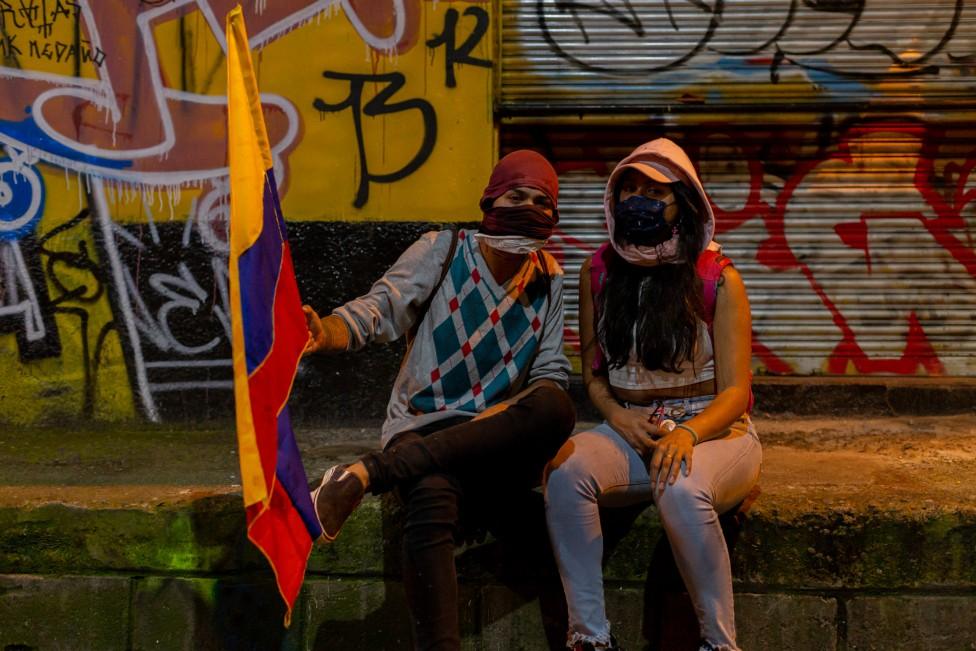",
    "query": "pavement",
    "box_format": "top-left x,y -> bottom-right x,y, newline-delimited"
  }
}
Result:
2,414 -> 975,517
